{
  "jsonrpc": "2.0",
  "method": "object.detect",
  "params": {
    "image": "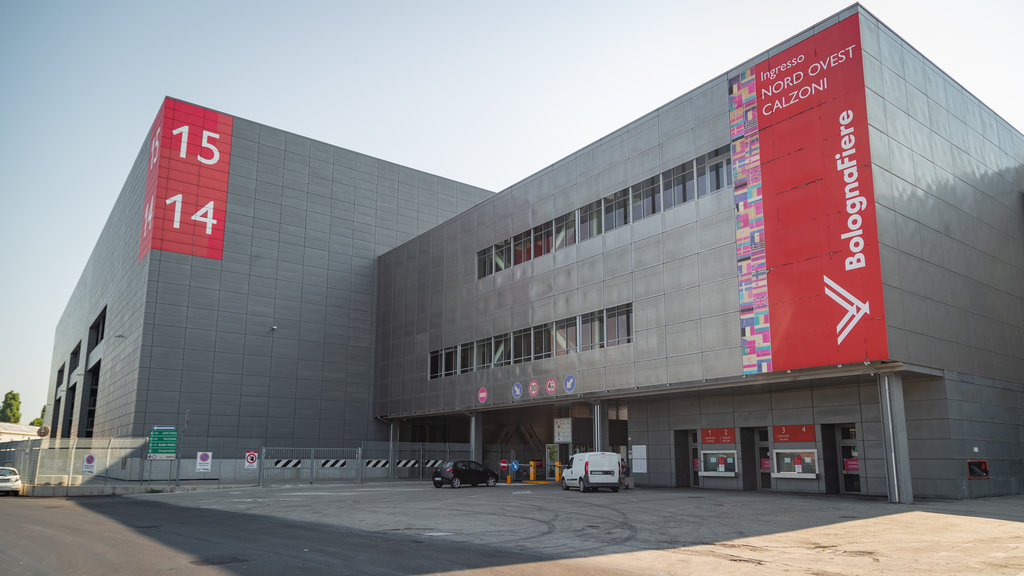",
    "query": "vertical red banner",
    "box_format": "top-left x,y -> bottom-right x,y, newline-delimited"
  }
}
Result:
140,97 -> 233,261
753,15 -> 887,370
